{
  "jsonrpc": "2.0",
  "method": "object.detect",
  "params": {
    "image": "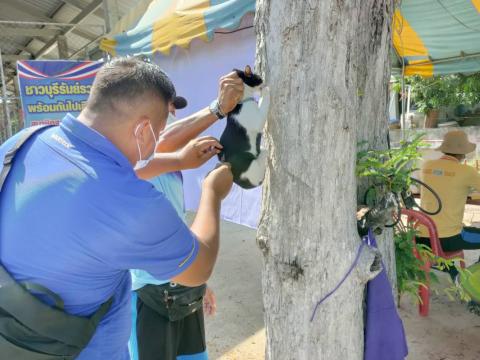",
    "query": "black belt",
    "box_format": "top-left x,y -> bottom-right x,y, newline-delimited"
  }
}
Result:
137,283 -> 206,322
